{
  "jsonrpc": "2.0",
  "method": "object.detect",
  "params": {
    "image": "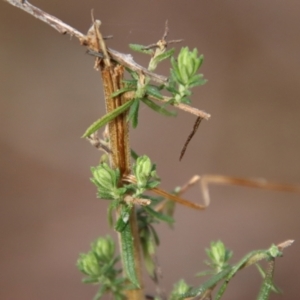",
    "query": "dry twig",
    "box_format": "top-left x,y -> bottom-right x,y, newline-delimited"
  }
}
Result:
3,0 -> 211,120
